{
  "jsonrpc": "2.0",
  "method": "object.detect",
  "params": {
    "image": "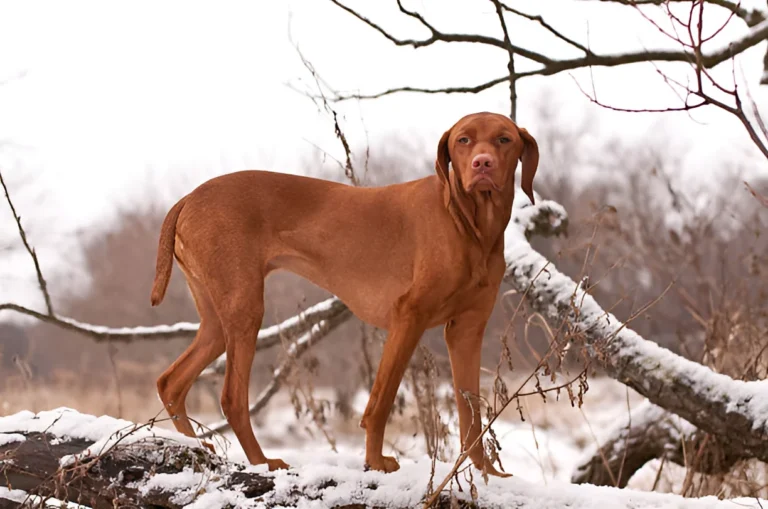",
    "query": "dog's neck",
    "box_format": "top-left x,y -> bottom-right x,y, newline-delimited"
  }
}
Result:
444,171 -> 513,259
